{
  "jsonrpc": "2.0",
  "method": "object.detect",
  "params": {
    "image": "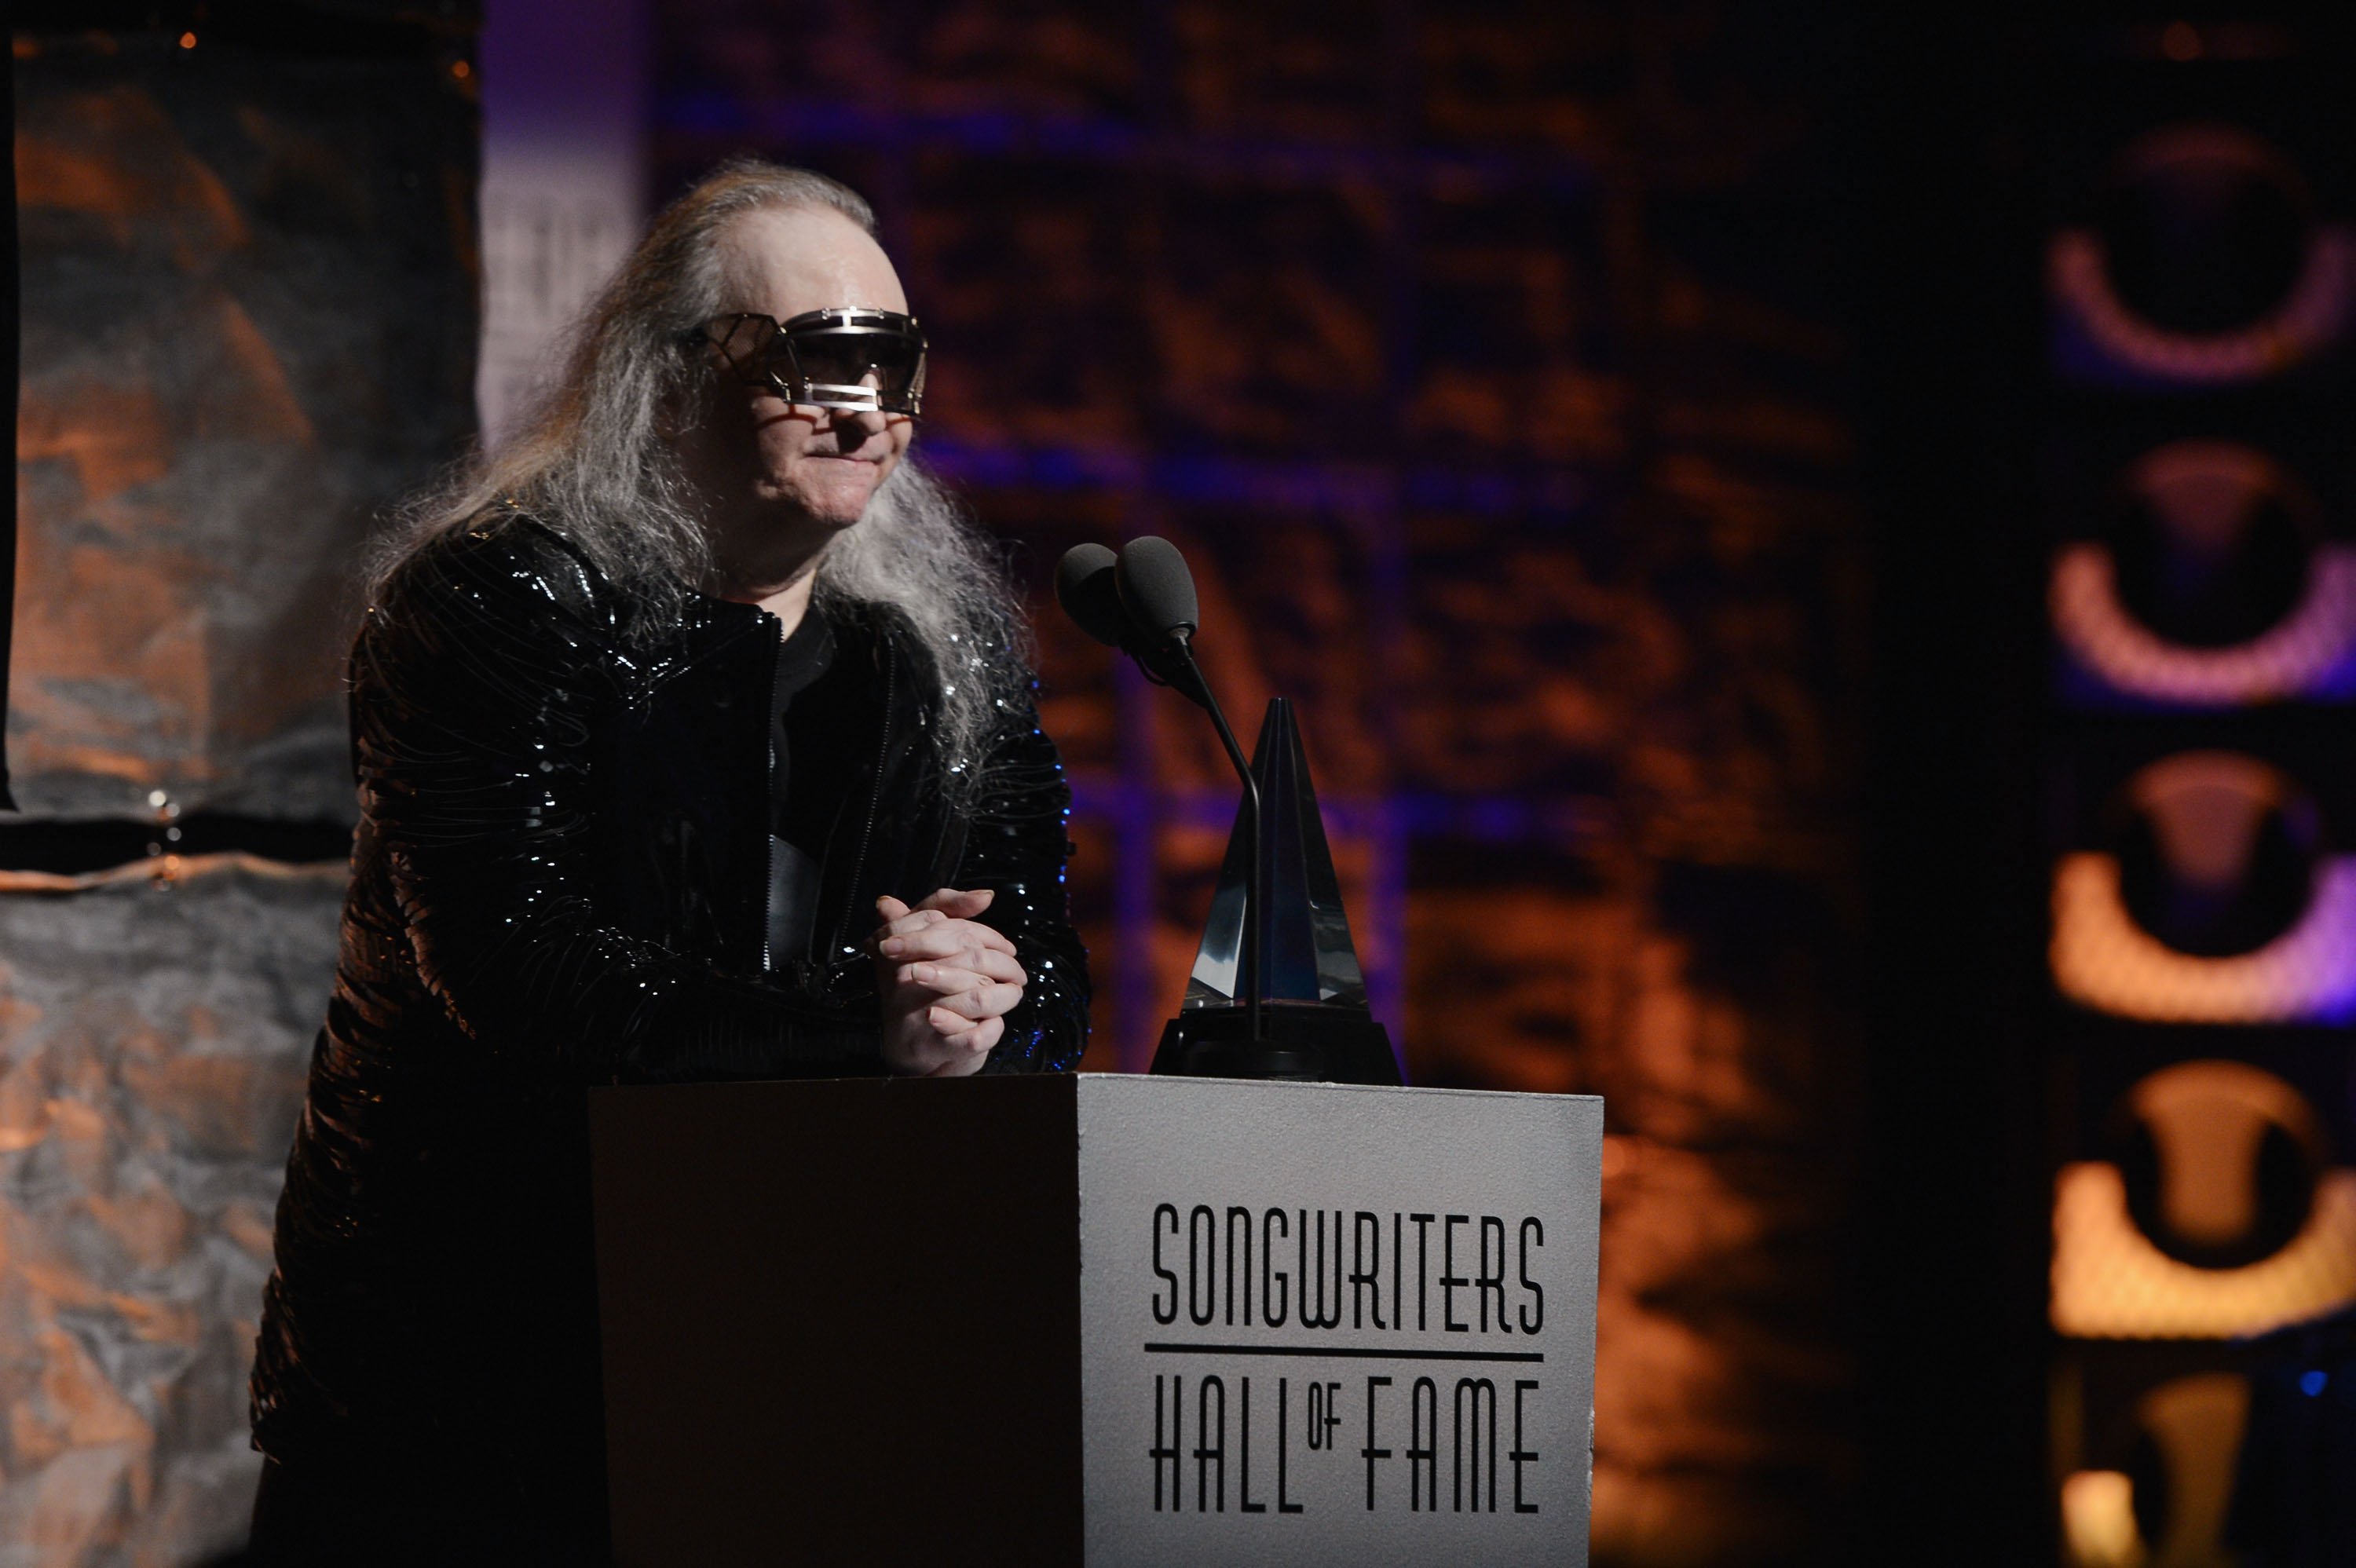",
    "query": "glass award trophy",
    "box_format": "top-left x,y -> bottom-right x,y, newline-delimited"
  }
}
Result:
1151,698 -> 1403,1084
